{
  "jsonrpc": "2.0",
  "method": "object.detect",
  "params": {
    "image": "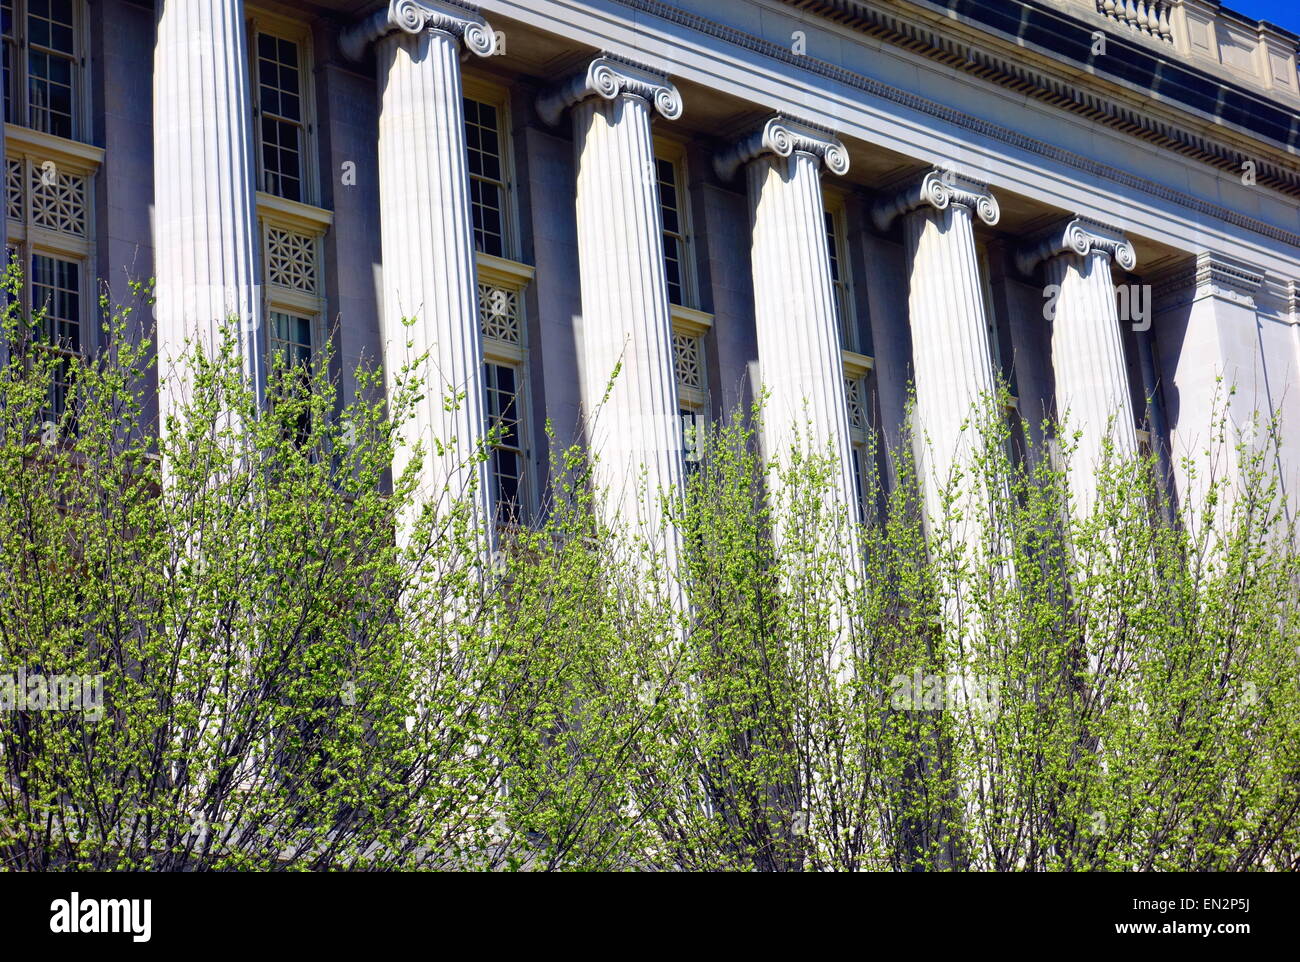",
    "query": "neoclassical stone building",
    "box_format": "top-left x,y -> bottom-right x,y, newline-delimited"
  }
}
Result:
6,0 -> 1300,529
